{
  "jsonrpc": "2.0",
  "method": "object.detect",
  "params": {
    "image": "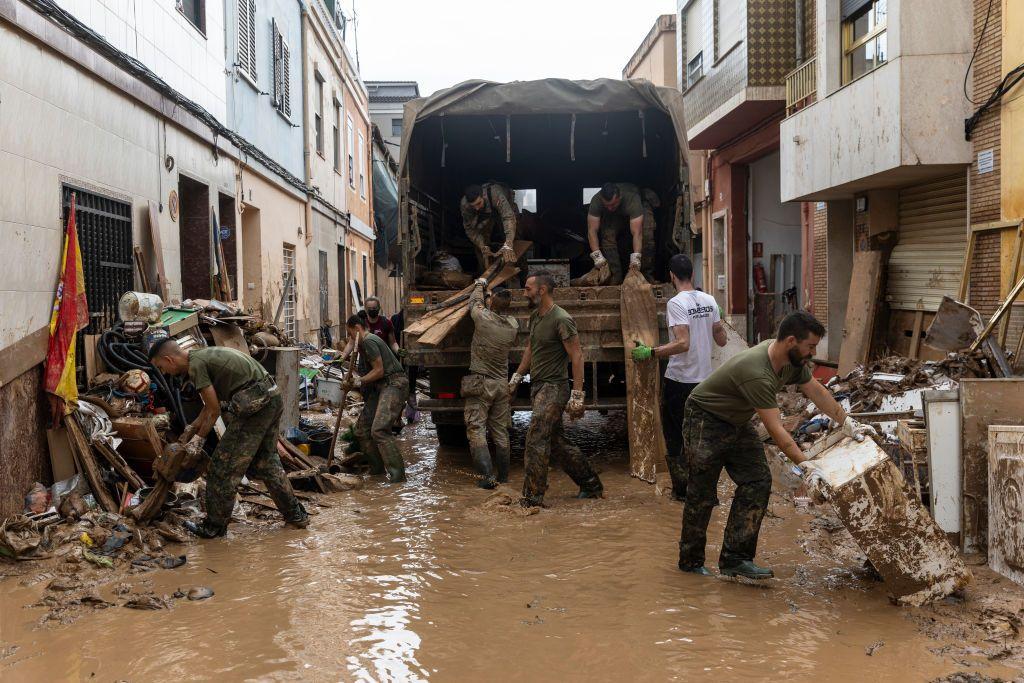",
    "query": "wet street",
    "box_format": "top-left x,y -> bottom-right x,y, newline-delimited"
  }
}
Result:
1,413 -> 1019,682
